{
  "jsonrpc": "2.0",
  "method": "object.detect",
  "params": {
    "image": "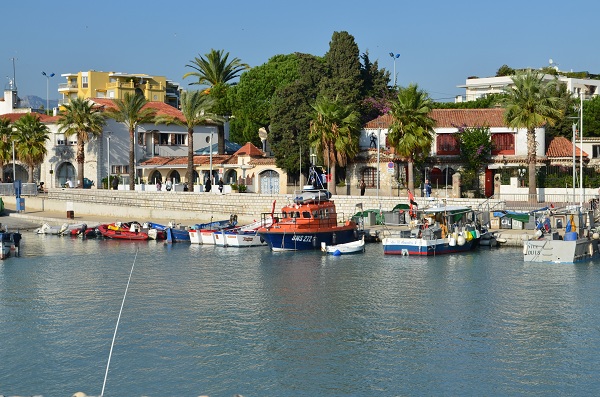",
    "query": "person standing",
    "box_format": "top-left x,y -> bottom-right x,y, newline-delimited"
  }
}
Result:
165,178 -> 172,192
218,178 -> 224,194
111,176 -> 119,190
360,179 -> 366,196
156,180 -> 162,191
205,178 -> 212,192
424,179 -> 432,198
